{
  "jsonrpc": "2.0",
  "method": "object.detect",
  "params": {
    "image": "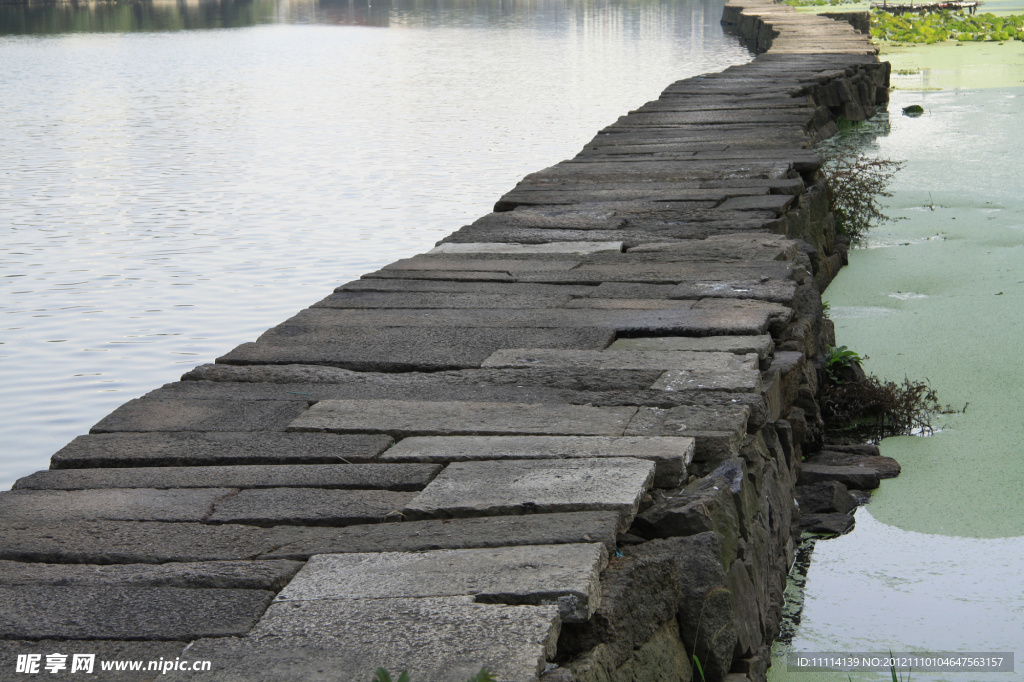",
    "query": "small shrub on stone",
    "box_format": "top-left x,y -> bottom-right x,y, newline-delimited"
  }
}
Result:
821,374 -> 946,441
821,145 -> 903,241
